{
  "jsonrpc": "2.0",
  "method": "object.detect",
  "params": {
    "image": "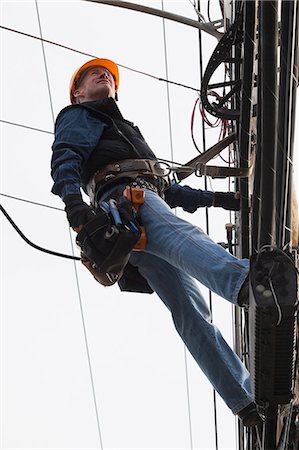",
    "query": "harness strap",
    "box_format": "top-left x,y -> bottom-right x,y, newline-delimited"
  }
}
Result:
95,159 -> 167,182
86,159 -> 168,207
